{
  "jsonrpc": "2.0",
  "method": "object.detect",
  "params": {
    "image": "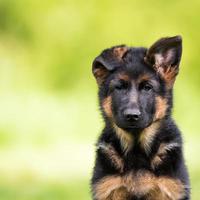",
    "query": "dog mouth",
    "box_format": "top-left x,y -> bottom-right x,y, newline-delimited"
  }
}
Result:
115,121 -> 142,131
114,119 -> 152,133
122,125 -> 144,133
